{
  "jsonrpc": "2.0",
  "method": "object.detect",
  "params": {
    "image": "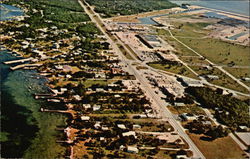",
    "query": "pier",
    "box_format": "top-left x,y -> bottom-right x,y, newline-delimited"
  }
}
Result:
10,63 -> 42,70
40,108 -> 76,118
34,94 -> 59,99
4,58 -> 33,64
34,93 -> 56,96
40,108 -> 70,114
